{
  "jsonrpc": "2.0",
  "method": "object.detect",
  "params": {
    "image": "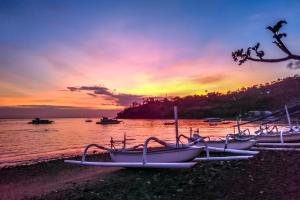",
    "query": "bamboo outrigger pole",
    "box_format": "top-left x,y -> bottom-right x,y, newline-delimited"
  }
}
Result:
174,106 -> 179,148
285,105 -> 292,130
236,117 -> 241,134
